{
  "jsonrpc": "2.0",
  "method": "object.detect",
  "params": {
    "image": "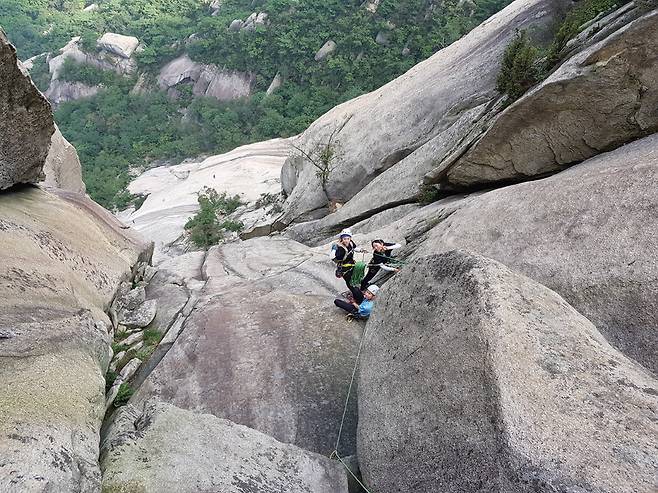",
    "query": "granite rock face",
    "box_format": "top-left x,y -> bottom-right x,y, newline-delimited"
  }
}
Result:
0,31 -> 54,190
101,400 -> 348,493
279,0 -> 570,225
0,187 -> 151,492
132,237 -> 361,456
414,133 -> 658,372
358,251 -> 658,493
41,125 -> 86,193
157,54 -> 254,101
434,9 -> 658,188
